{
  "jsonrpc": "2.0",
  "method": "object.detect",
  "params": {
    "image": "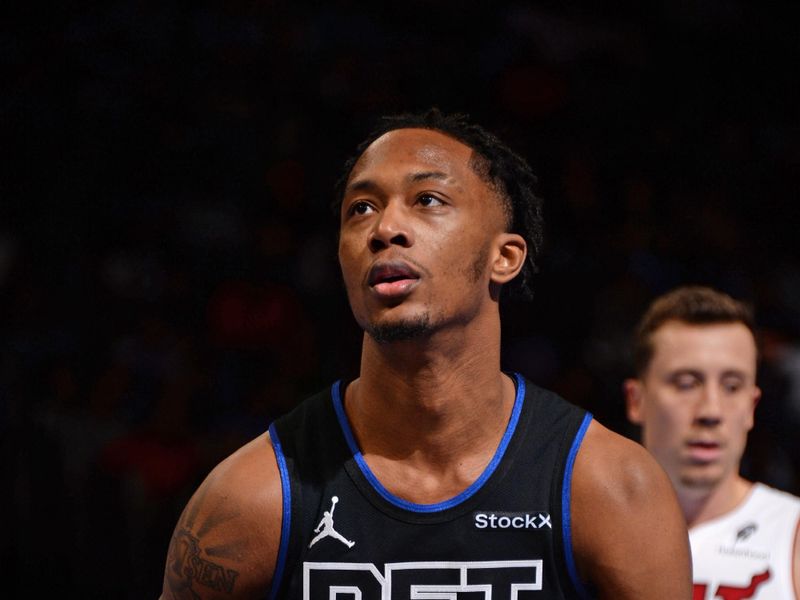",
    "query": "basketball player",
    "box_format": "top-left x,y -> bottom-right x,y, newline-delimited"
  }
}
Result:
625,286 -> 800,599
160,110 -> 691,599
